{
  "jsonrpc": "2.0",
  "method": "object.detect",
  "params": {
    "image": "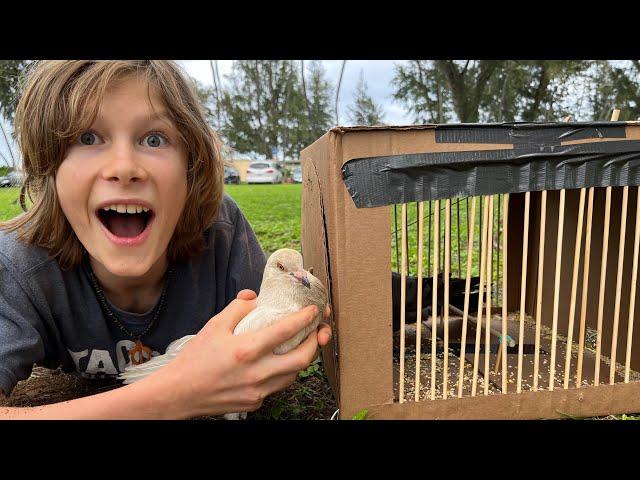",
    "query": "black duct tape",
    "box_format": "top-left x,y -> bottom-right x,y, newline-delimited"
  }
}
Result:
341,122 -> 640,208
